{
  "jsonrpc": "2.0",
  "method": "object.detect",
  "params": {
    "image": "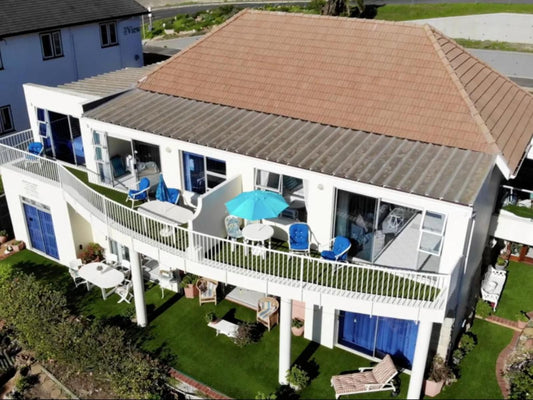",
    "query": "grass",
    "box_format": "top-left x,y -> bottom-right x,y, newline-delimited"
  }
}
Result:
66,167 -> 131,207
0,175 -> 3,194
493,261 -> 533,321
503,204 -> 533,219
375,4 -> 533,21
455,39 -> 533,54
434,319 -> 512,399
0,249 -> 411,399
